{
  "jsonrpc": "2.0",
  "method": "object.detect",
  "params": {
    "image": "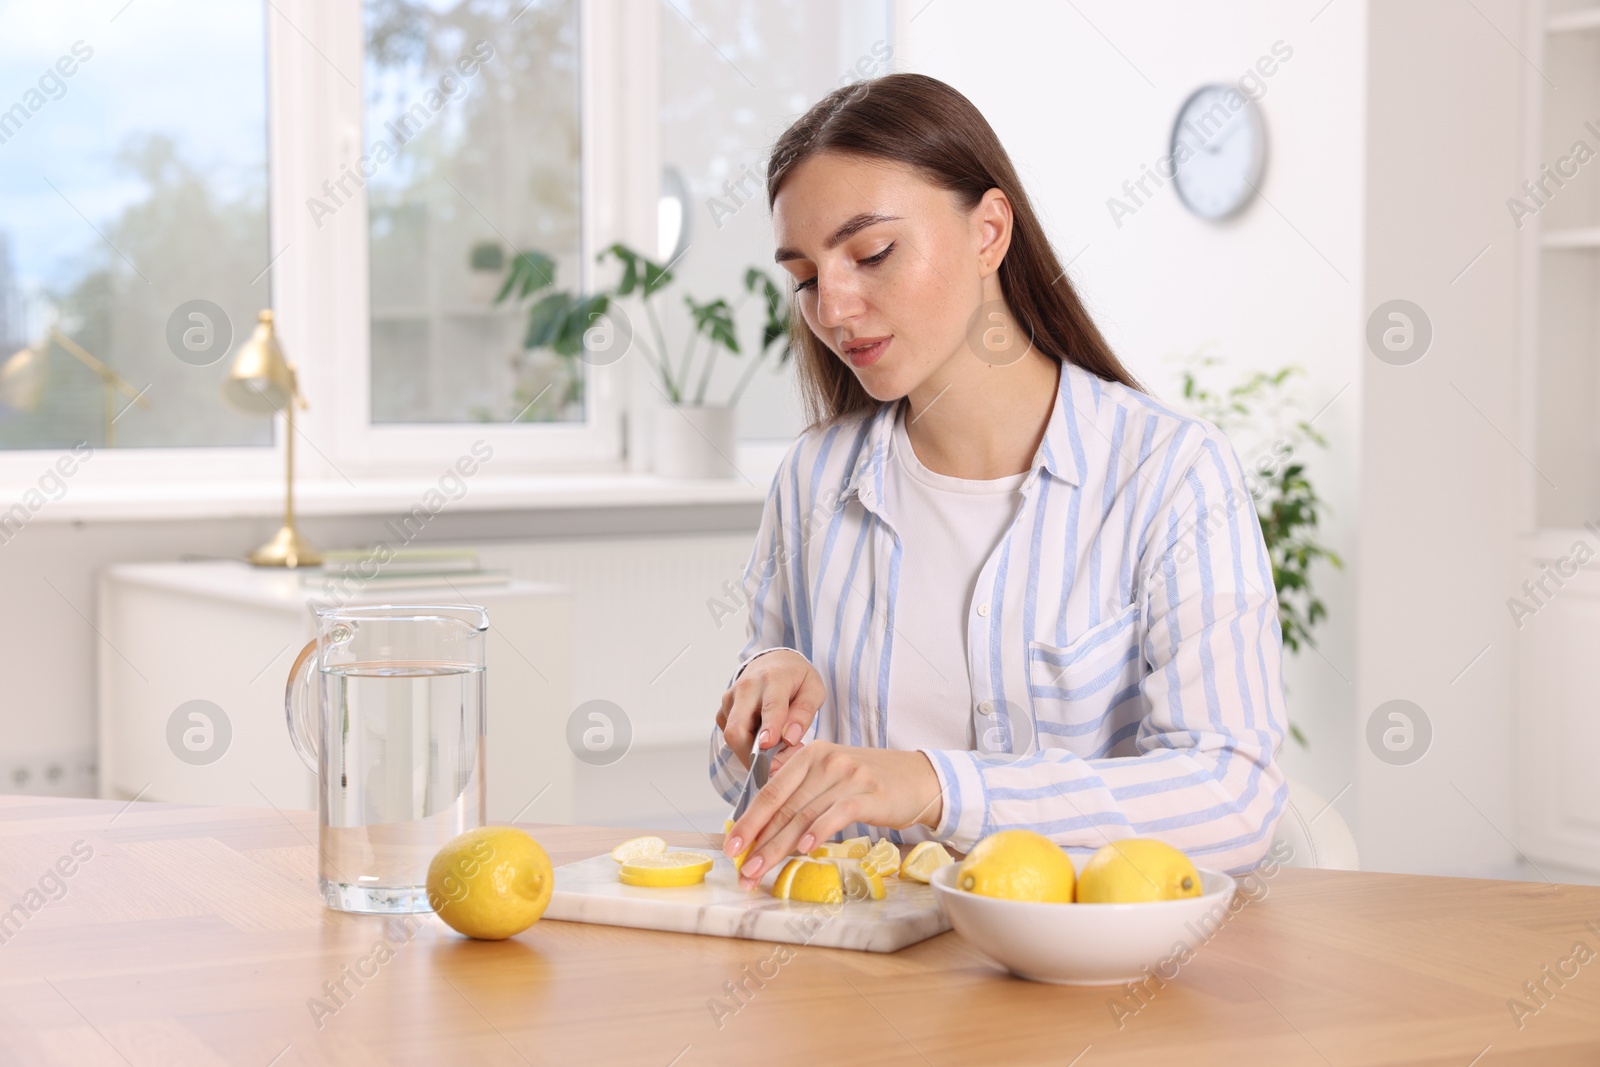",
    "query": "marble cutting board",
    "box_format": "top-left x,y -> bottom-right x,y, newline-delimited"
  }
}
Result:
543,851 -> 951,953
